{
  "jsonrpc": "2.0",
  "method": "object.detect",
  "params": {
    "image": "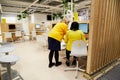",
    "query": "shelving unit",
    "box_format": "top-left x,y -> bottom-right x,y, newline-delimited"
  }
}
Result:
0,23 -> 22,42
